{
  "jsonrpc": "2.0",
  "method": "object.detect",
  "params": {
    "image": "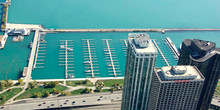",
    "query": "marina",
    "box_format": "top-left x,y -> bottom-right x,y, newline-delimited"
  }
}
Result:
1,31 -> 220,80
102,39 -> 121,77
82,39 -> 100,78
152,39 -> 170,66
33,35 -> 47,69
120,39 -> 128,56
59,40 -> 74,79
